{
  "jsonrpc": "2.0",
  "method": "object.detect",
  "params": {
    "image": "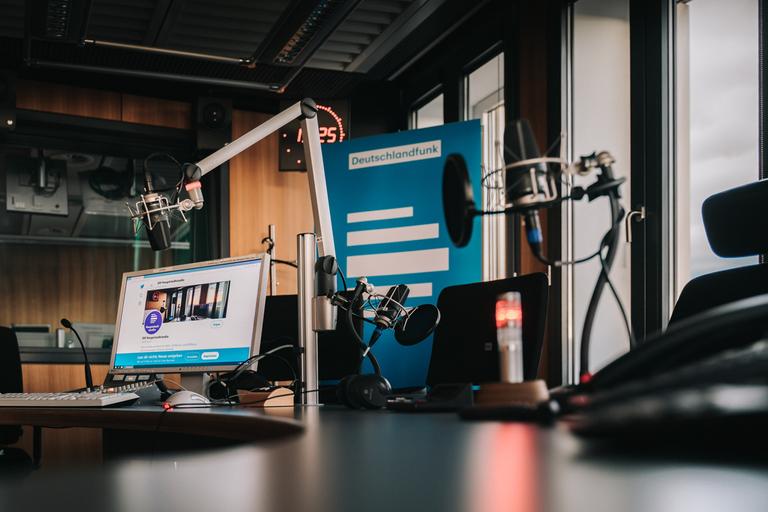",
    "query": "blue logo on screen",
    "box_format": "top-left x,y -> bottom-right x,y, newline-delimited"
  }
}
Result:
144,310 -> 163,334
